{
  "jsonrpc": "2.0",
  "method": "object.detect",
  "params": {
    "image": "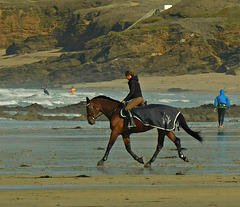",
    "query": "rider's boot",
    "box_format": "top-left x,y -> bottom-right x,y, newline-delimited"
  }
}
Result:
125,110 -> 136,128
